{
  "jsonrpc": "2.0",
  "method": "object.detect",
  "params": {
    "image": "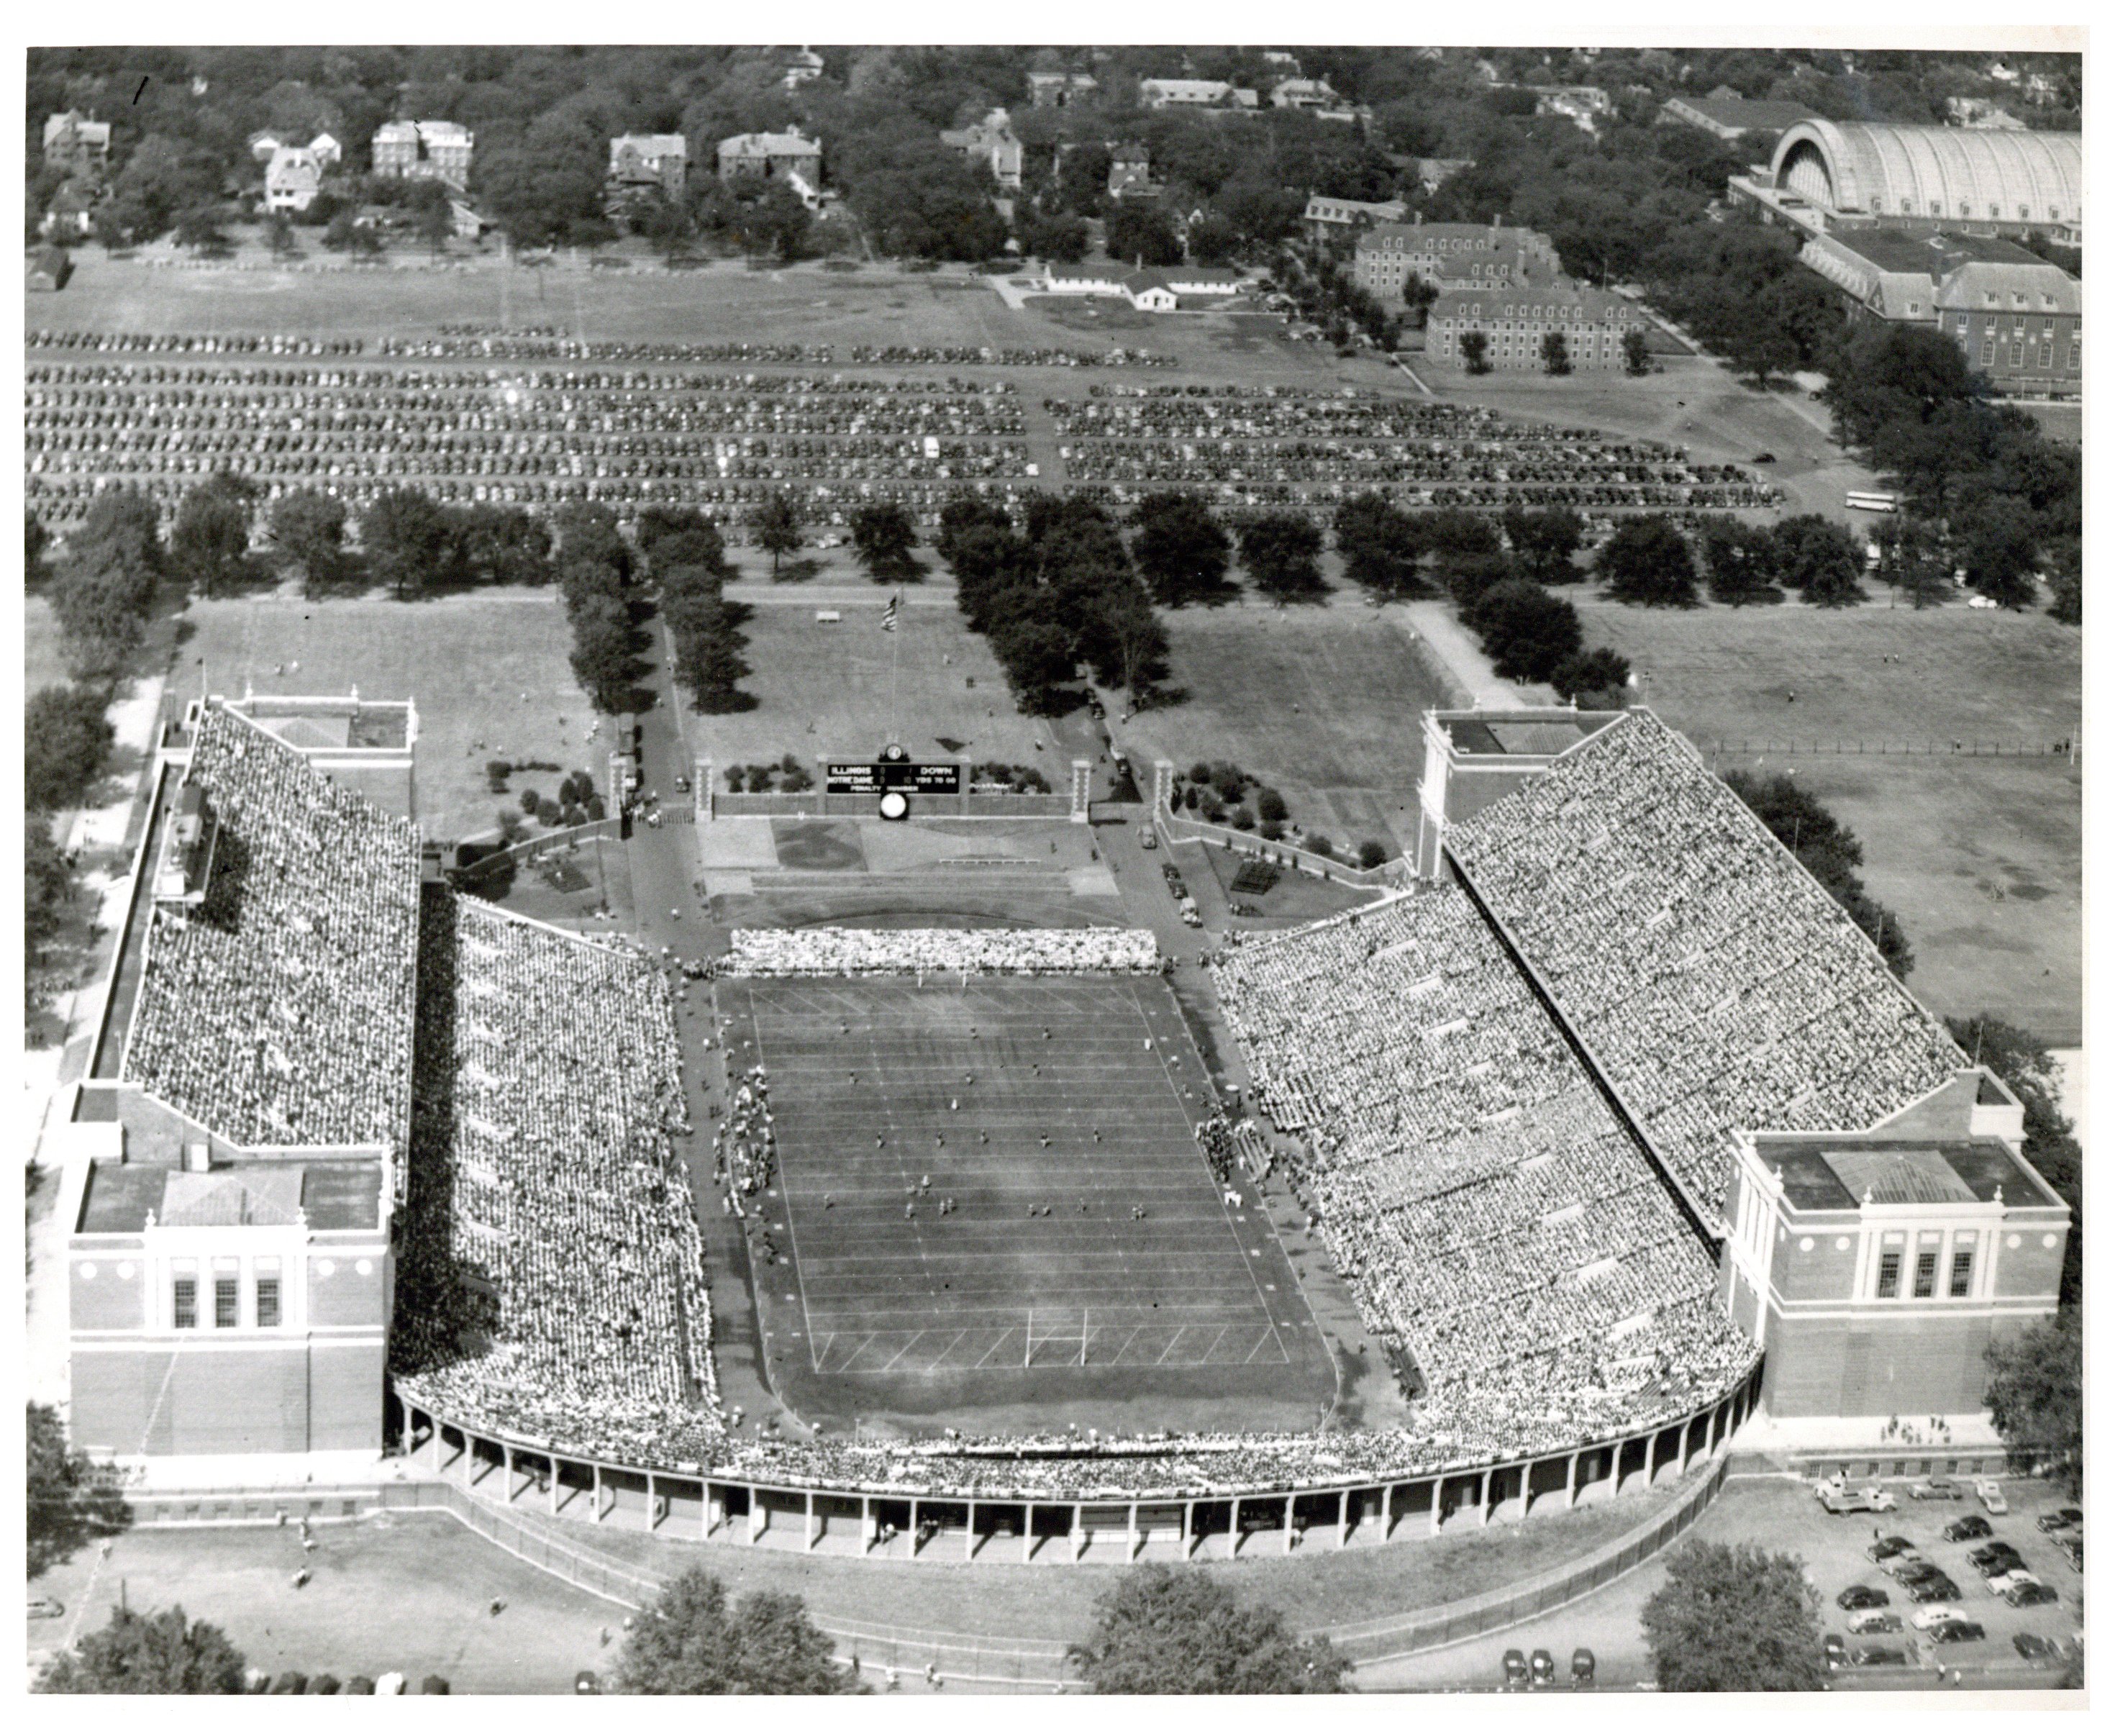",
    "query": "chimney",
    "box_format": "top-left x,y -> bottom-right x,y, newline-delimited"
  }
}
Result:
1414,210 -> 1422,227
